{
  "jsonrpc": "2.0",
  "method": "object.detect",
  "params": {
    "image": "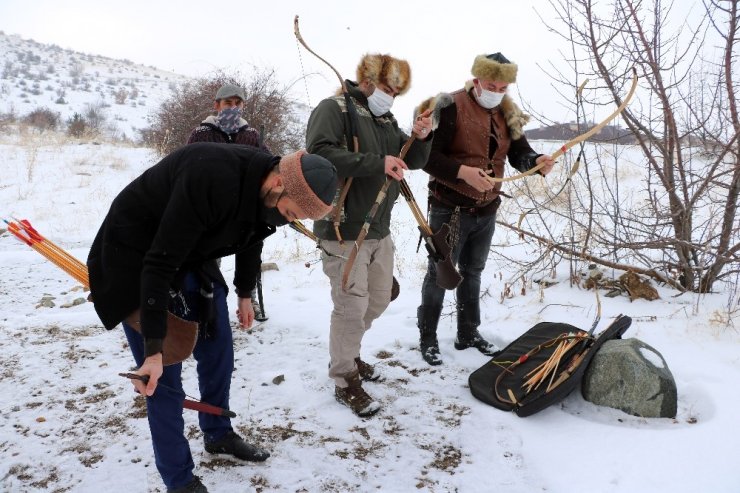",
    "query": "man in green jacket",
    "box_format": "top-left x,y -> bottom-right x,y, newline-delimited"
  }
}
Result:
306,53 -> 433,417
